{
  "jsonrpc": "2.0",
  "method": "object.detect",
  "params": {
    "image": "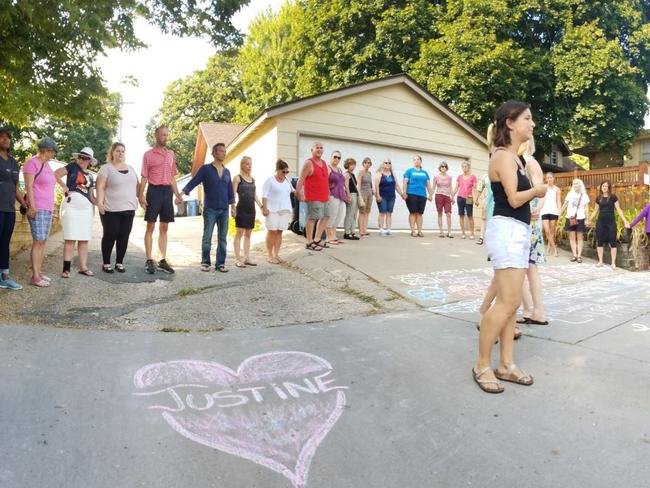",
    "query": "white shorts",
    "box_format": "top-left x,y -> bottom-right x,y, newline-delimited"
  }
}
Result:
485,216 -> 531,270
265,210 -> 291,231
